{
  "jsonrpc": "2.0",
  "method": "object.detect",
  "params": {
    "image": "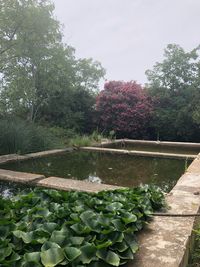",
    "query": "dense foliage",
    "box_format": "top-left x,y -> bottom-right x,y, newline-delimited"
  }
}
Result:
146,44 -> 200,141
0,185 -> 165,266
96,44 -> 200,142
96,81 -> 152,138
0,0 -> 105,132
0,118 -> 63,155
